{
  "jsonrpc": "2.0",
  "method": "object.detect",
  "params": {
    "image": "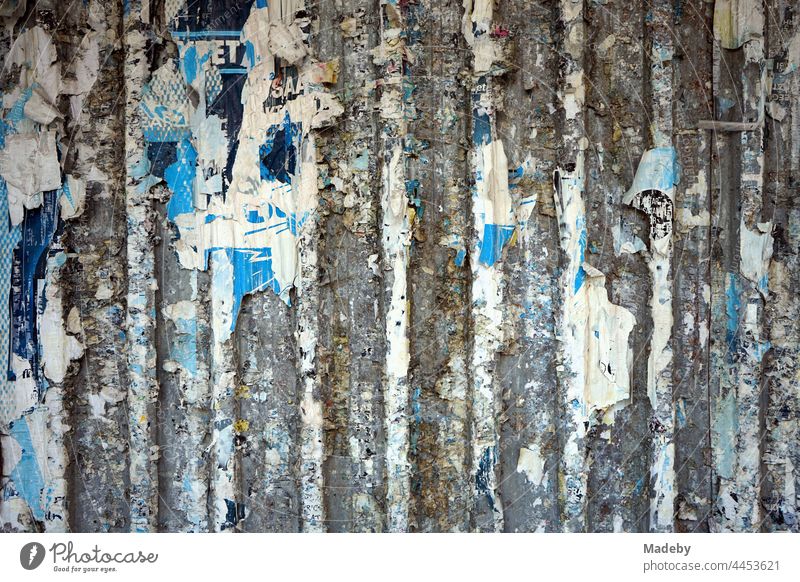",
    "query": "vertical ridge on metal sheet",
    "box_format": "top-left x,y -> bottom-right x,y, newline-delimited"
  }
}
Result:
709,0 -> 770,532
463,0 -> 507,532
123,0 -> 161,533
209,252 -> 240,532
377,0 -> 414,533
762,0 -> 800,532
672,0 -> 713,533
493,0 -> 559,533
319,0 -> 386,533
408,0 -> 472,532
294,0 -> 327,532
154,1 -> 213,531
635,0 -> 677,532
554,0 -> 588,533
0,0 -> 798,535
